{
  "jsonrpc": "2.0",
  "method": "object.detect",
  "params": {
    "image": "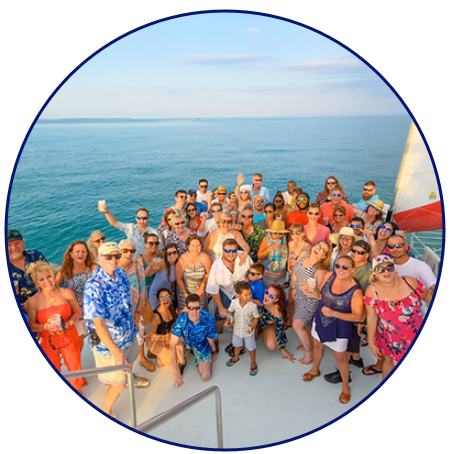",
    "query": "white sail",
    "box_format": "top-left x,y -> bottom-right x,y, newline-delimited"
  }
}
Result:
390,122 -> 442,232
